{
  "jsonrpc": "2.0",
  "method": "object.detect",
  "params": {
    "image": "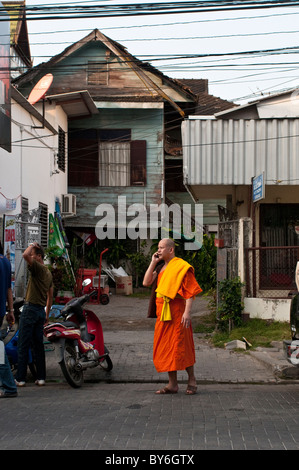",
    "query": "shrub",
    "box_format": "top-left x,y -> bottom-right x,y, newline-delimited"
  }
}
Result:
180,234 -> 217,293
217,277 -> 244,332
